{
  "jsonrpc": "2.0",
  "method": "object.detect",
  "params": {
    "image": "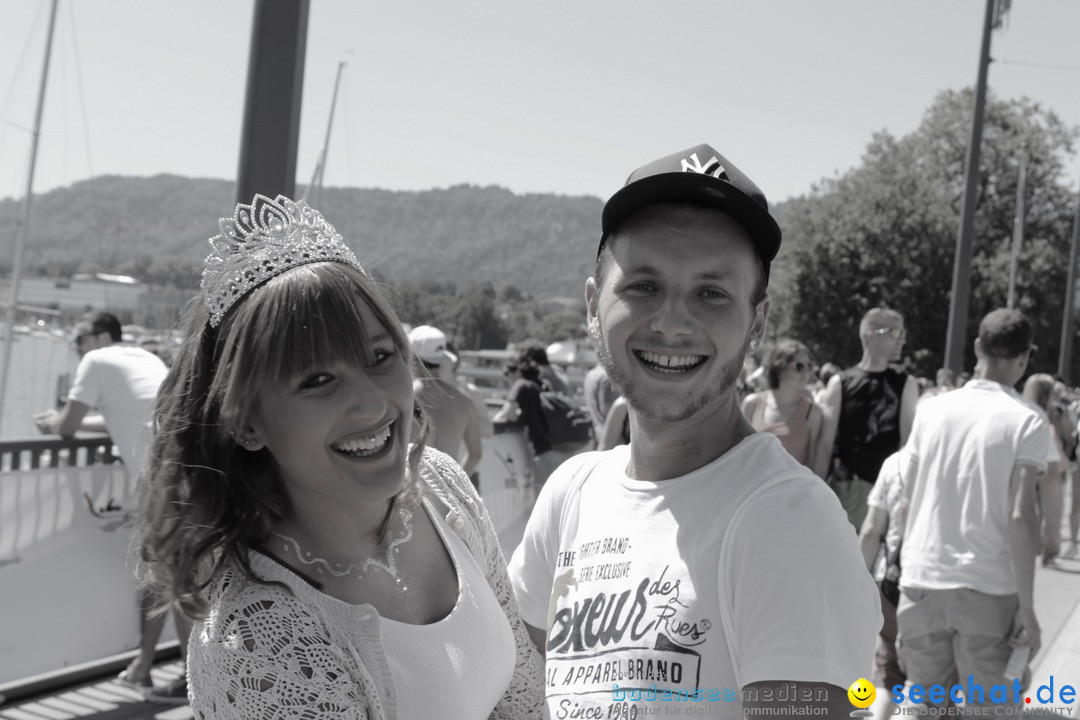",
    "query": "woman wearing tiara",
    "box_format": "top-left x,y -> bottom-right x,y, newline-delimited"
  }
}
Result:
135,195 -> 543,718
